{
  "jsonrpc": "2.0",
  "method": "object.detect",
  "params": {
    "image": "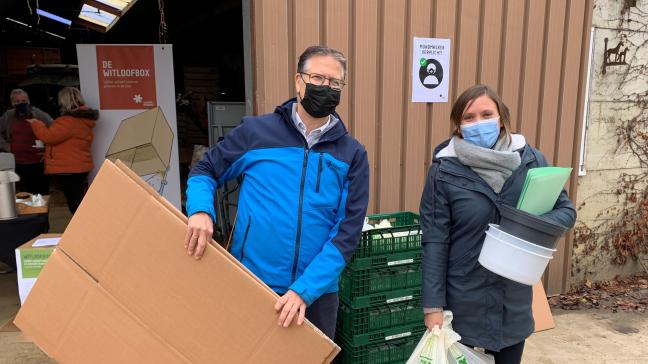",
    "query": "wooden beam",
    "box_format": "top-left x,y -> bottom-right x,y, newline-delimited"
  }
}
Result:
85,0 -> 124,17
